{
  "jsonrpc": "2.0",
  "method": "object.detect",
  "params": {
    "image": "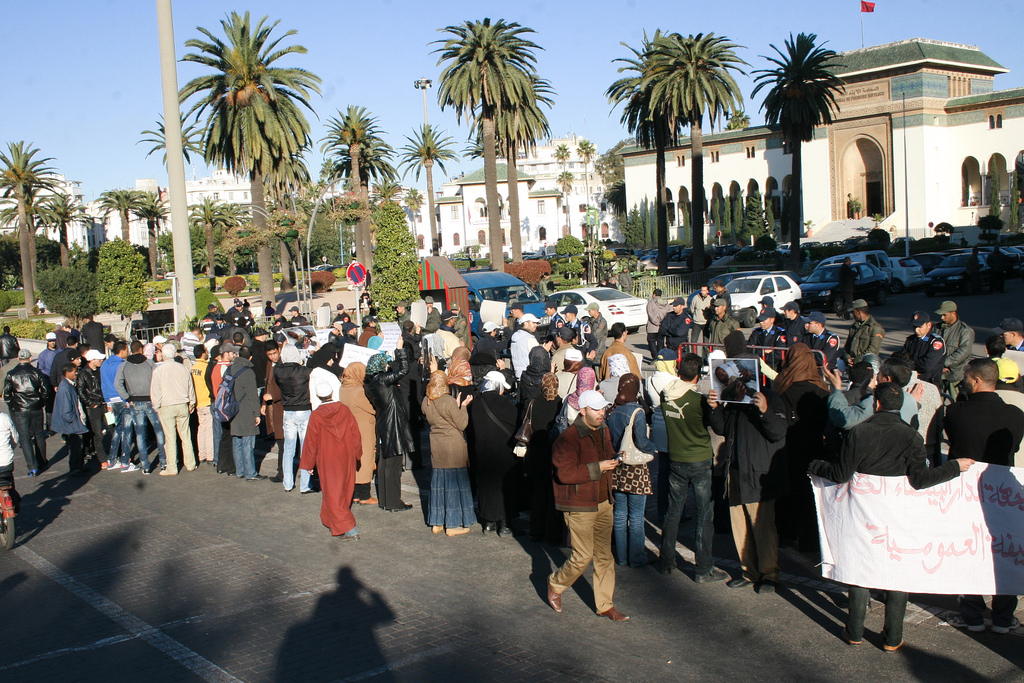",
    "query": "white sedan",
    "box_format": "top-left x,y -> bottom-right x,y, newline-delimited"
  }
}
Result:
544,287 -> 648,332
724,274 -> 802,327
